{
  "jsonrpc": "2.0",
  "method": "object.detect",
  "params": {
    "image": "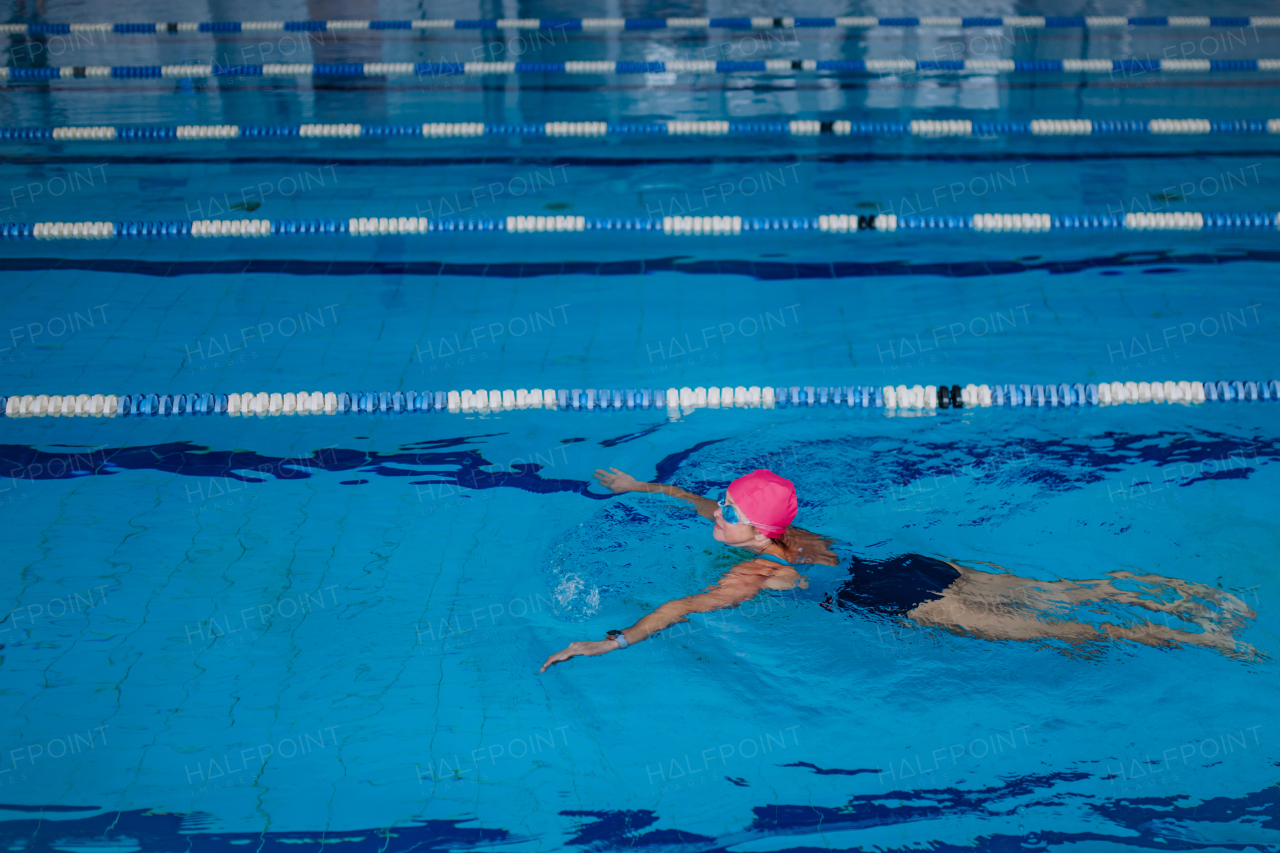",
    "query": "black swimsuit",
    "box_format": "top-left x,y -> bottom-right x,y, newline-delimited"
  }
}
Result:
835,553 -> 962,616
758,549 -> 960,618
